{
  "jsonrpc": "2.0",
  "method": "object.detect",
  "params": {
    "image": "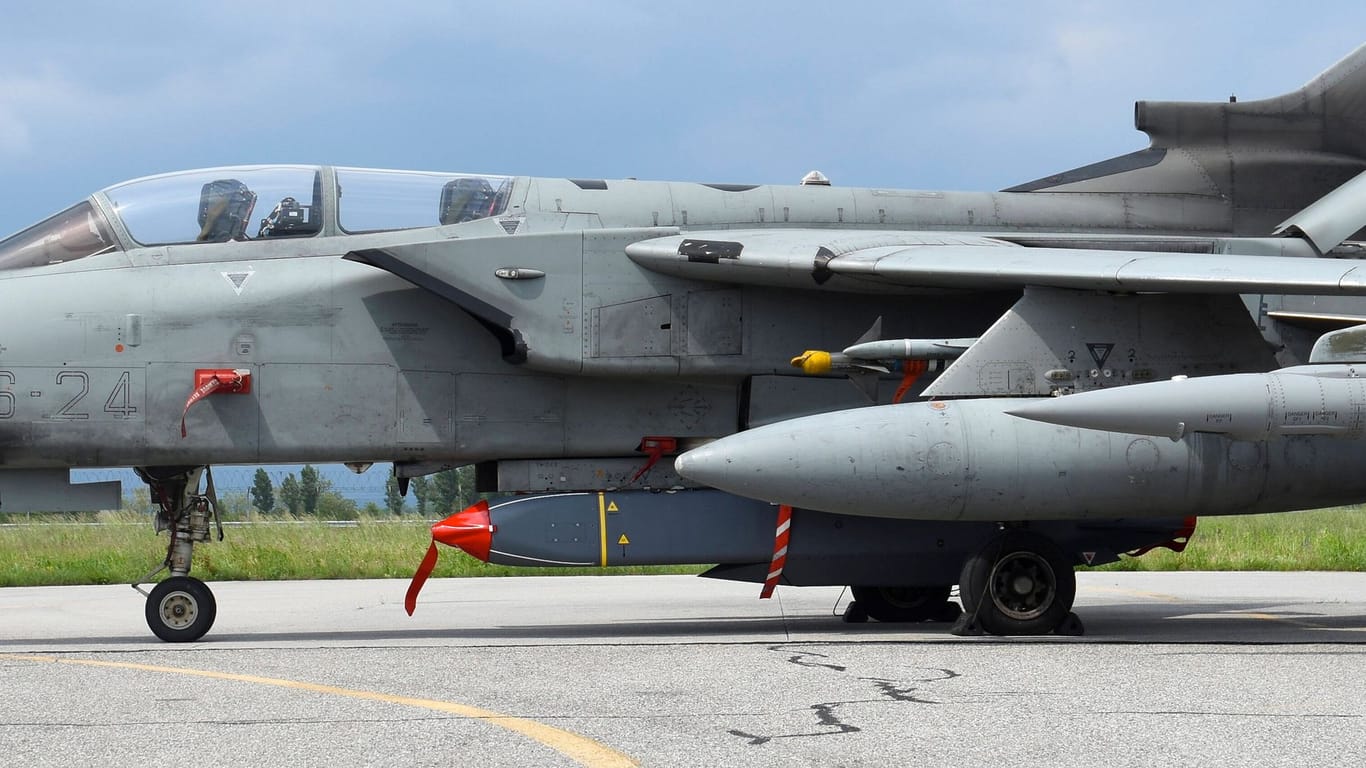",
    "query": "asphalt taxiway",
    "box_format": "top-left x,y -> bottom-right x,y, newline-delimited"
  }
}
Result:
2,573 -> 1363,767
